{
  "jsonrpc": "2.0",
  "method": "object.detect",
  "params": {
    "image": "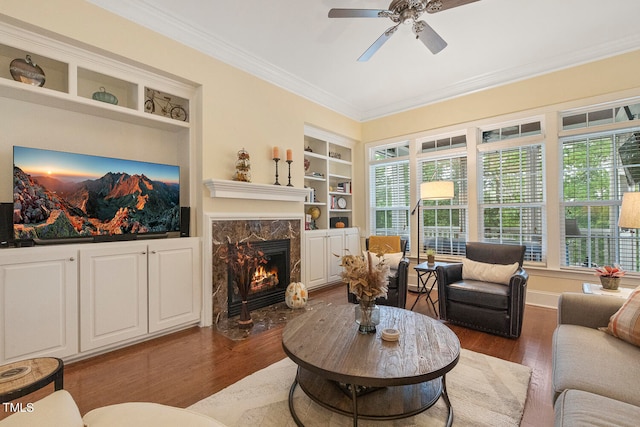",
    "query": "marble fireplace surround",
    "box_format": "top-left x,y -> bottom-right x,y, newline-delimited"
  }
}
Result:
208,215 -> 303,327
